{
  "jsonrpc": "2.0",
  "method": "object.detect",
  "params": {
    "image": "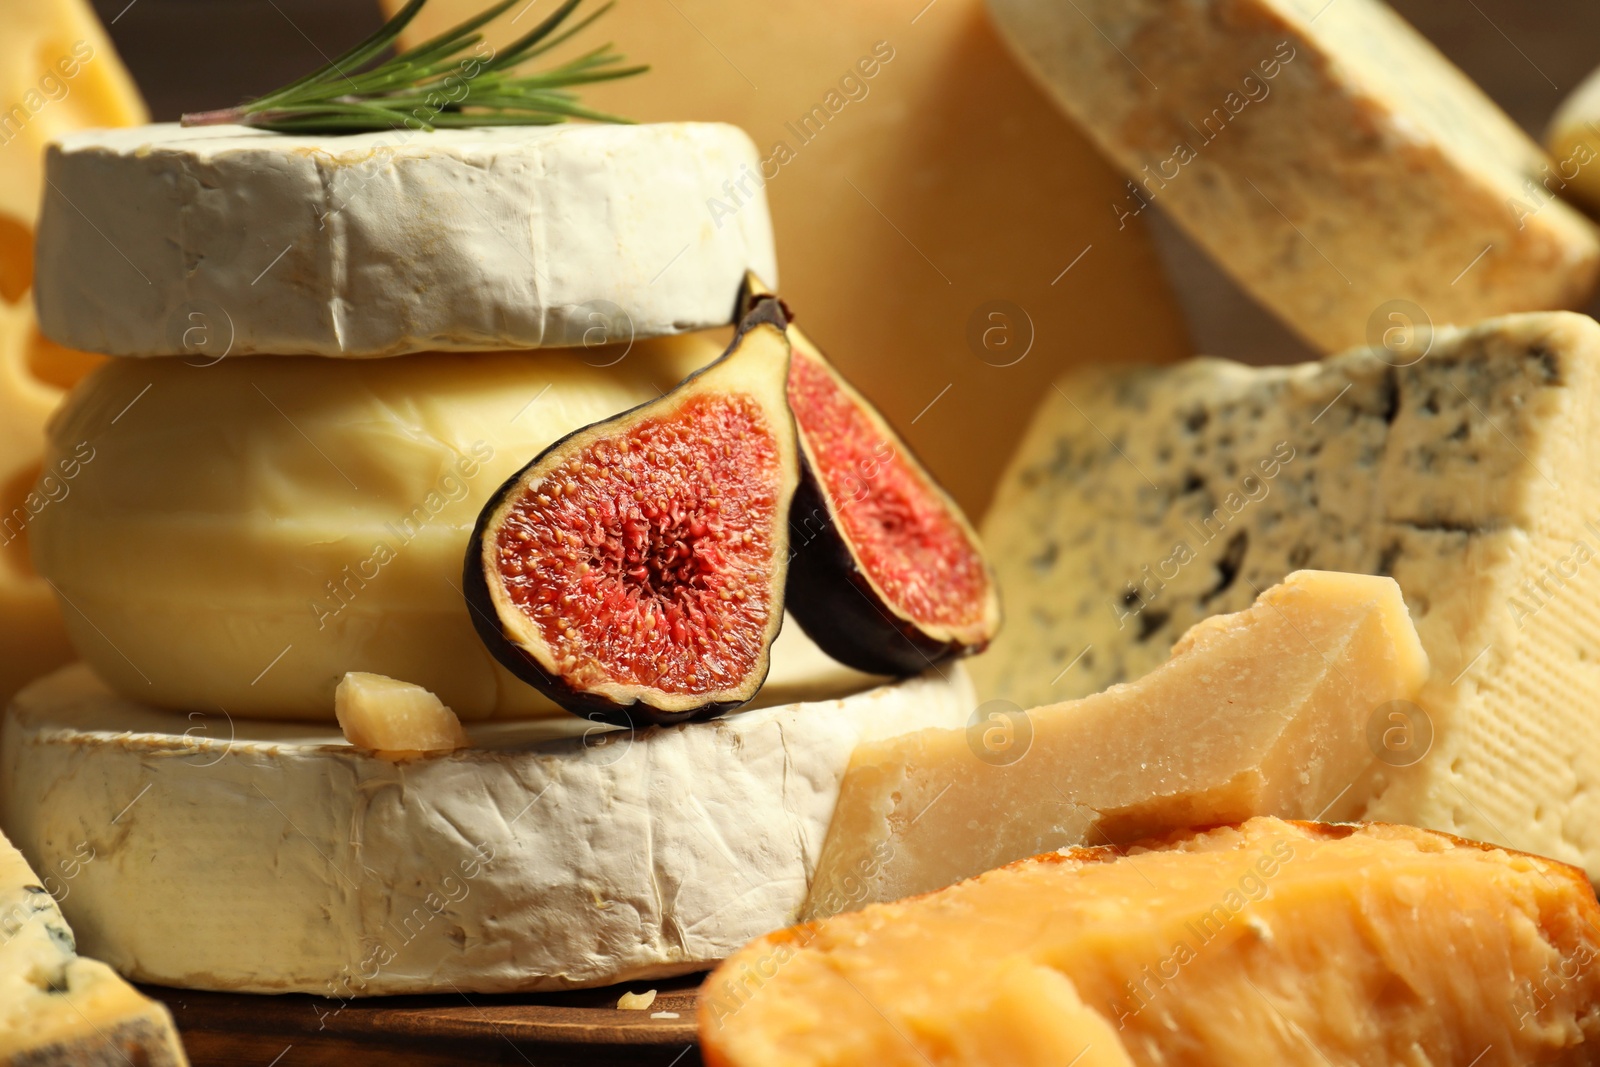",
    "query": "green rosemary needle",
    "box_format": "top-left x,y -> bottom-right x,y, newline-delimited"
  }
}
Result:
181,0 -> 646,133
